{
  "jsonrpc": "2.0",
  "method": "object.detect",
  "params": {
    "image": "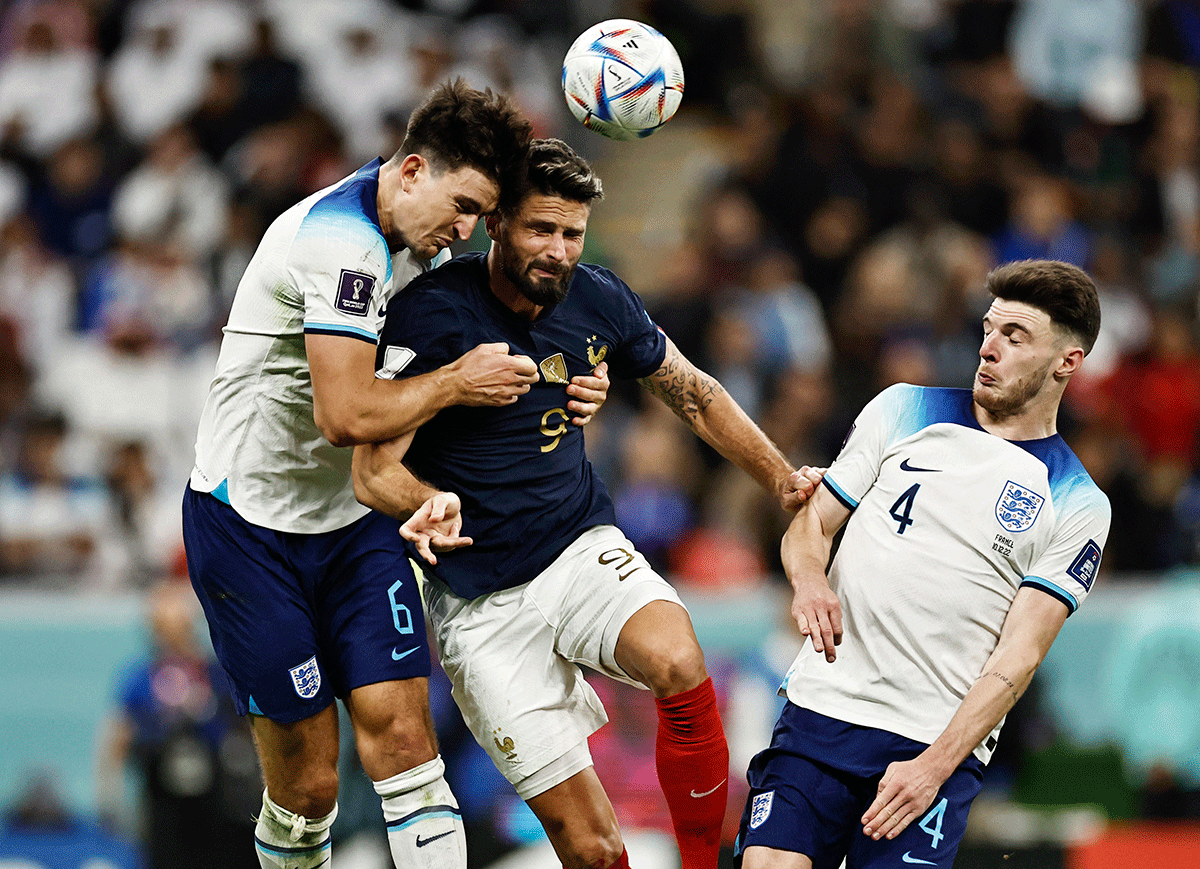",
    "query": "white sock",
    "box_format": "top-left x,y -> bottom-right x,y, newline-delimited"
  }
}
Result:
254,789 -> 337,869
374,755 -> 466,869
